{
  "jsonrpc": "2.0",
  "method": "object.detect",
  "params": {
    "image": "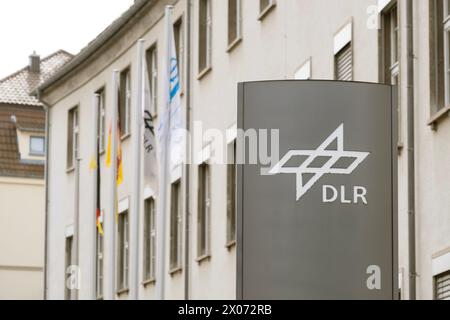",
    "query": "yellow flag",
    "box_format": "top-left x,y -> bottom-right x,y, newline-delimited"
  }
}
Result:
106,122 -> 123,185
96,209 -> 104,236
106,124 -> 112,168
